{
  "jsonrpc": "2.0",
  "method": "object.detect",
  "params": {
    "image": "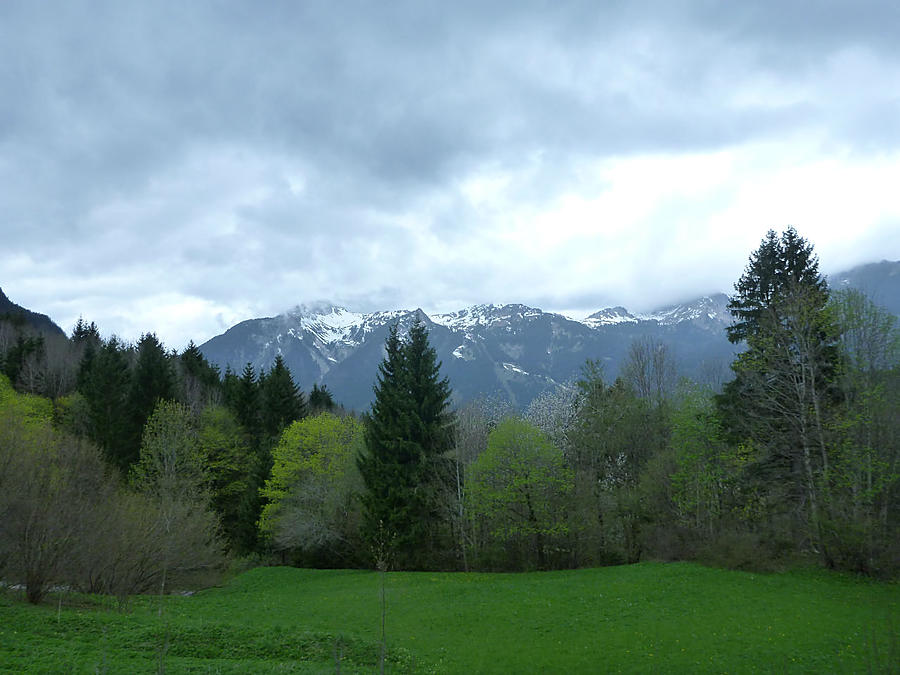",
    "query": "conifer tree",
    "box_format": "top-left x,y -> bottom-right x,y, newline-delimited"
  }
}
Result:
80,336 -> 132,471
232,363 -> 261,439
125,333 -> 175,469
719,227 -> 839,559
358,318 -> 454,568
261,355 -> 306,441
309,383 -> 336,412
178,341 -> 221,411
